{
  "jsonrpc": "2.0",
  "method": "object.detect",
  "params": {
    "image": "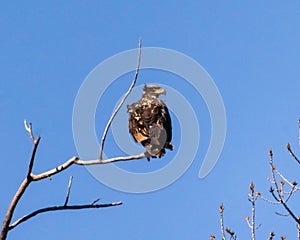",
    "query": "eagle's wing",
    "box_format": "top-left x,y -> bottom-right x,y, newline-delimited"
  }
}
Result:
161,105 -> 173,150
128,108 -> 149,143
